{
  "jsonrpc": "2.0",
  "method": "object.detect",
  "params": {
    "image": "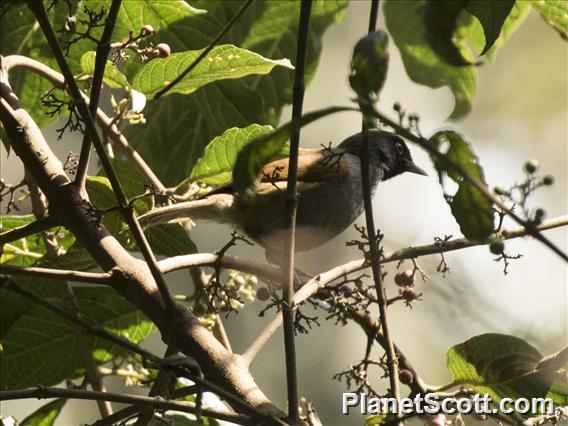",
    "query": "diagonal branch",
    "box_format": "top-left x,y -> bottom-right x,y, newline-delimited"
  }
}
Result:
0,216 -> 58,246
0,387 -> 251,425
369,107 -> 568,262
242,215 -> 567,364
75,0 -> 122,187
26,1 -> 176,311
